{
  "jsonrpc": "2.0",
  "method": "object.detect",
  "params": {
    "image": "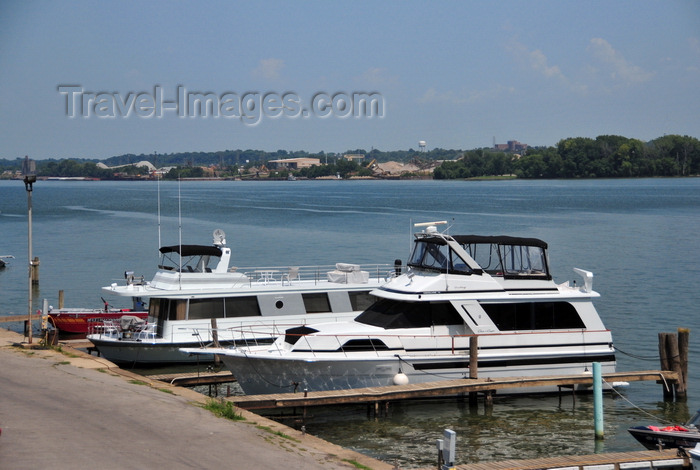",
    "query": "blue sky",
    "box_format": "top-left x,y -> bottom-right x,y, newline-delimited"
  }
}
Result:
1,1 -> 699,160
